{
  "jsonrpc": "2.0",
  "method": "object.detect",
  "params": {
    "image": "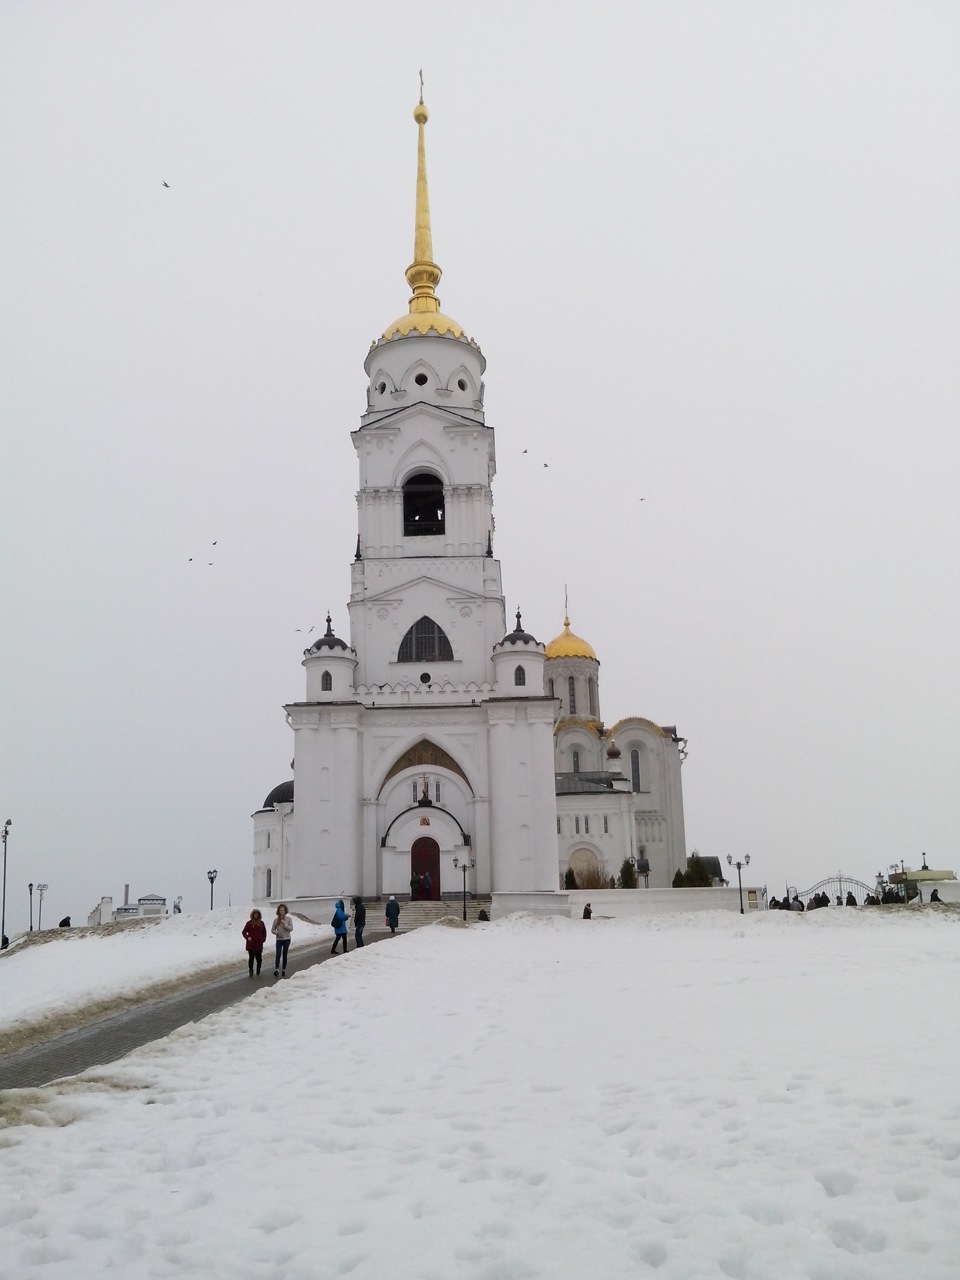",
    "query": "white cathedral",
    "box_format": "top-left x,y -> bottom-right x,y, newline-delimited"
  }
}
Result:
252,98 -> 688,920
